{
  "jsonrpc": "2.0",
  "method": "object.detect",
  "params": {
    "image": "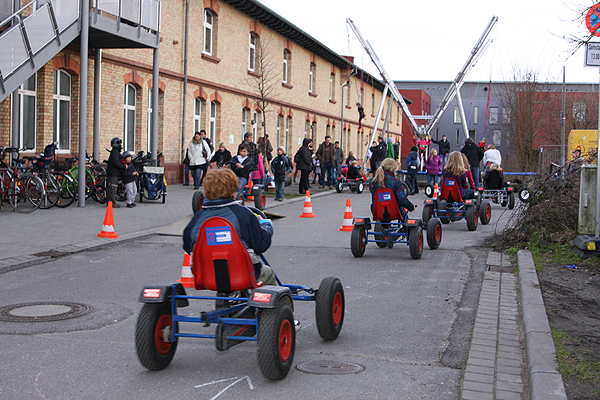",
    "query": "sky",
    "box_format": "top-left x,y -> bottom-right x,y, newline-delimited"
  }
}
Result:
258,0 -> 600,84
